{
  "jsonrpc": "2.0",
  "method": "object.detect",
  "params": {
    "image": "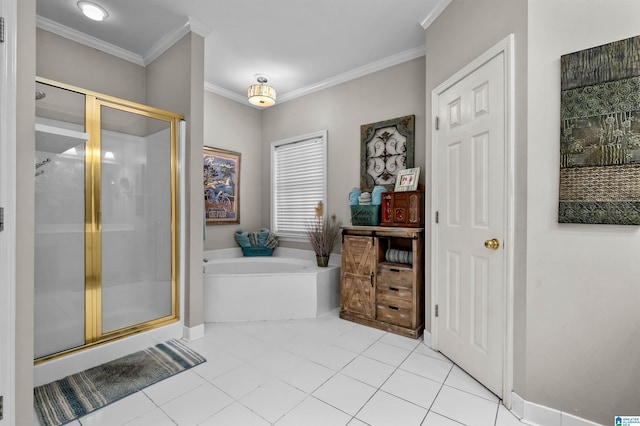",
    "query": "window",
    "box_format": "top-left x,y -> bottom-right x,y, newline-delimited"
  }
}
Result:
271,130 -> 327,241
